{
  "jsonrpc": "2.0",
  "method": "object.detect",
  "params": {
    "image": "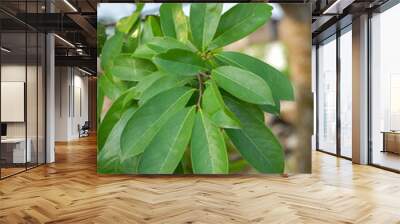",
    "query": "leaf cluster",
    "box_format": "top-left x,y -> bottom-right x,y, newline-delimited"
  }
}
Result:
97,3 -> 294,174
